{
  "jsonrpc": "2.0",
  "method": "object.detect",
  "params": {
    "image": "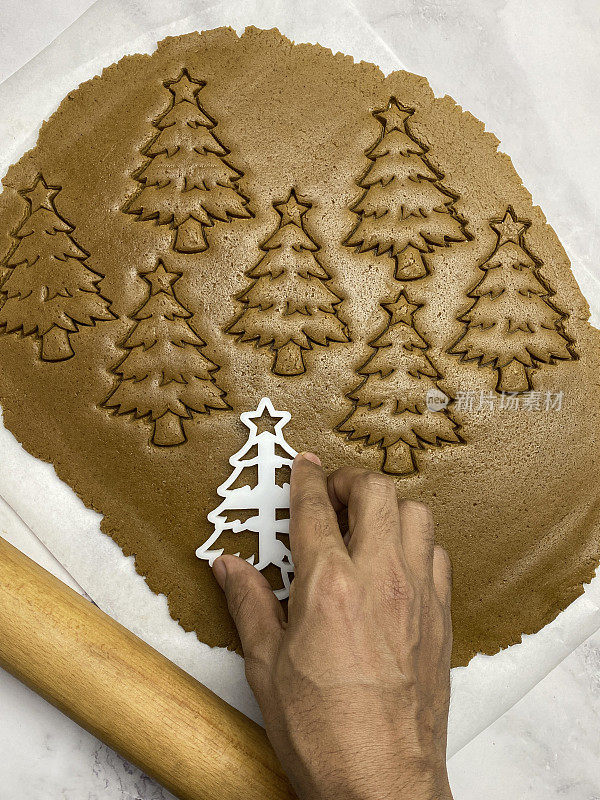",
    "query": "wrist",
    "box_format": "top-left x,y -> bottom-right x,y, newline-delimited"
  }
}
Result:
309,764 -> 453,800
394,763 -> 453,800
394,768 -> 453,800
